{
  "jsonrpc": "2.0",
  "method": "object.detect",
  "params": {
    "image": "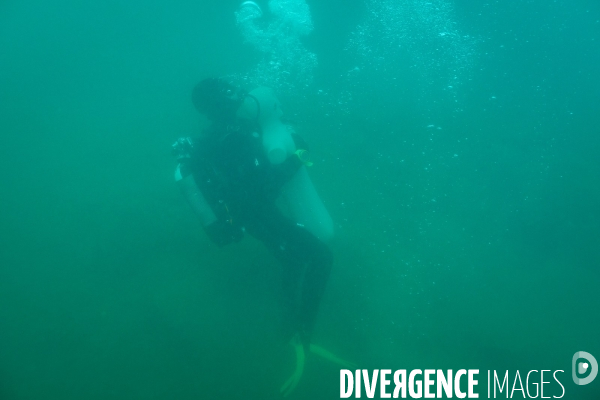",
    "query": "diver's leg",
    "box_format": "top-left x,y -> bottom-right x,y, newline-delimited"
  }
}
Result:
245,212 -> 333,397
293,234 -> 332,344
245,212 -> 332,346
